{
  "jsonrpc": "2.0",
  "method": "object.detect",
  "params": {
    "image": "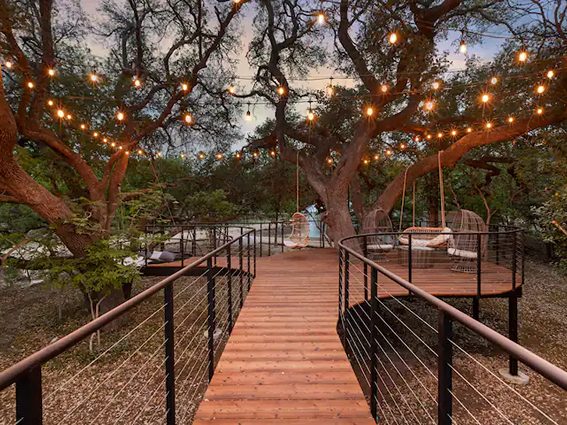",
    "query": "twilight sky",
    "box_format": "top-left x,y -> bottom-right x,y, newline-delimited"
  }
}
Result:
80,0 -> 504,140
